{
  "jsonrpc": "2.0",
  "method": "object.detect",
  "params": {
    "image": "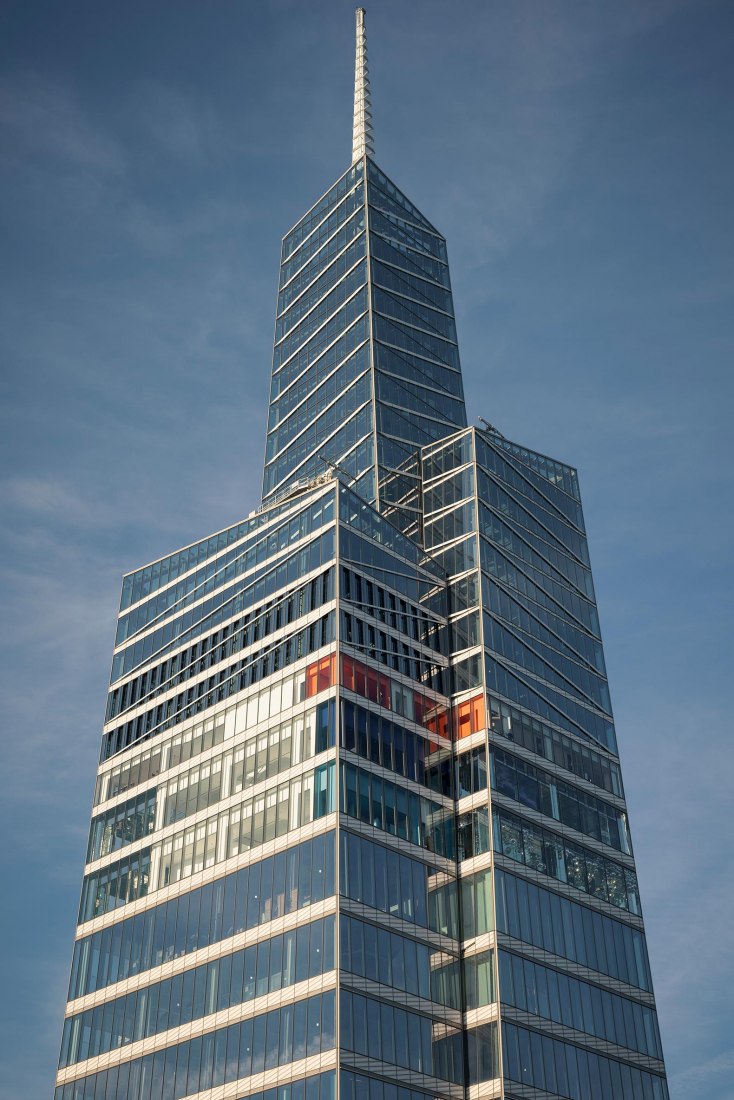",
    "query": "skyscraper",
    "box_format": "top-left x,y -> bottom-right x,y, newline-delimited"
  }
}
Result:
55,10 -> 668,1100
